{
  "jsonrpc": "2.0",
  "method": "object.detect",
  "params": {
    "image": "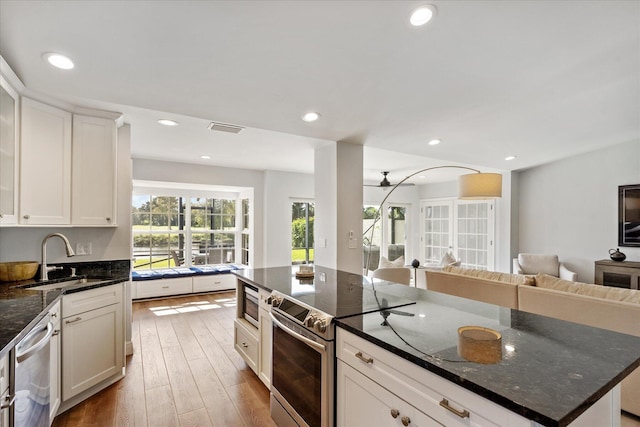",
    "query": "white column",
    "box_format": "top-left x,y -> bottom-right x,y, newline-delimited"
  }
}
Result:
314,142 -> 363,274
